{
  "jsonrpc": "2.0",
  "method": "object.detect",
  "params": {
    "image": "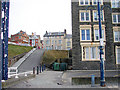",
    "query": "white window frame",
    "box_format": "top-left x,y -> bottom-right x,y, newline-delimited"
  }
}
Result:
93,10 -> 104,22
79,10 -> 91,22
113,27 -> 120,42
112,13 -> 120,24
111,0 -> 120,8
59,40 -> 62,44
116,46 -> 120,64
93,25 -> 106,41
80,25 -> 92,41
81,43 -> 106,61
92,0 -> 103,5
79,0 -> 90,6
67,41 -> 71,46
